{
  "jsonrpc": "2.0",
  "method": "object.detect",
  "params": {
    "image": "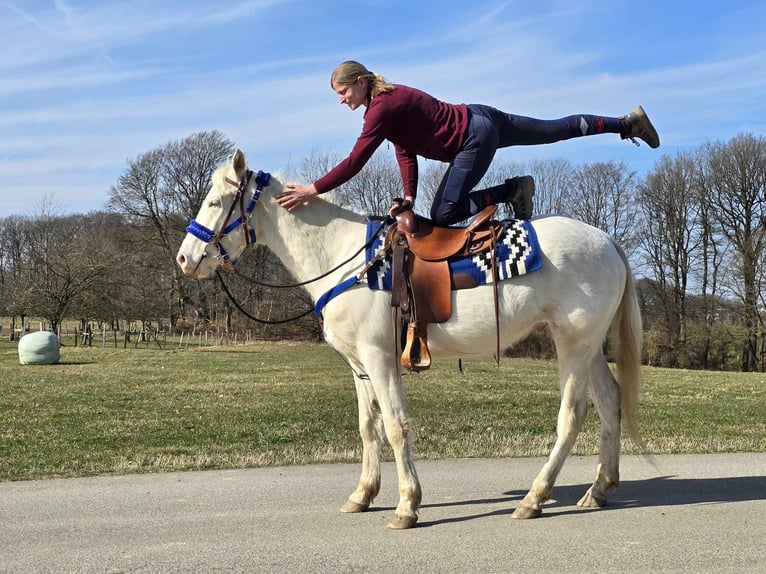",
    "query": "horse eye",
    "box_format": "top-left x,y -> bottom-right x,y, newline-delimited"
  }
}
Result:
208,198 -> 222,208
